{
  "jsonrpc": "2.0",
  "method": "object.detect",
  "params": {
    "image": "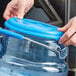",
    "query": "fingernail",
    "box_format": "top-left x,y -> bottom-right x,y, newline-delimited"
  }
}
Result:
17,16 -> 23,19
